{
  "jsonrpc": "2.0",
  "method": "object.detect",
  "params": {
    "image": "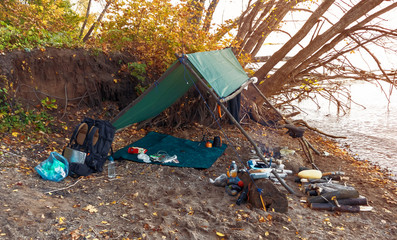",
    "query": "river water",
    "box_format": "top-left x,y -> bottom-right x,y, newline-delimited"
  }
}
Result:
292,80 -> 397,178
